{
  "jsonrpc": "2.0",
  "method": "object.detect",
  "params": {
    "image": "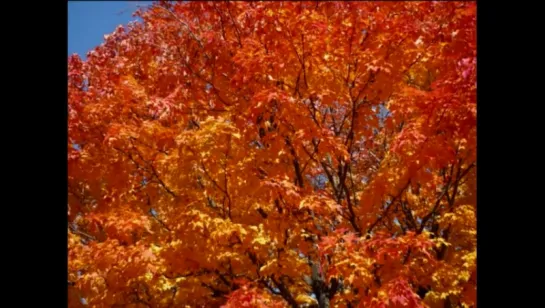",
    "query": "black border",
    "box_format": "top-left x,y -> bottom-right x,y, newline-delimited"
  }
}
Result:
18,0 -> 68,304
476,1 -> 516,307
